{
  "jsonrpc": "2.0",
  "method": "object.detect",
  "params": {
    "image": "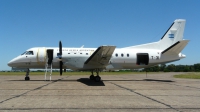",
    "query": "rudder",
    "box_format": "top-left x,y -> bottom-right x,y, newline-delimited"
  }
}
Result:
158,19 -> 186,50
